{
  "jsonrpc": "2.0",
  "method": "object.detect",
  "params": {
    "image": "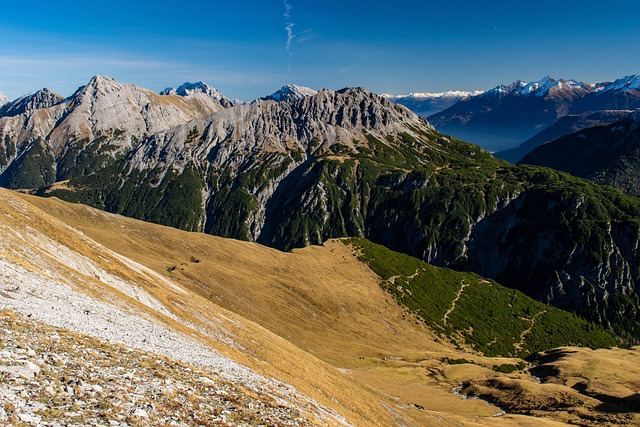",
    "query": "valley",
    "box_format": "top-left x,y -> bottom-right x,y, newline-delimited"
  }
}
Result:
4,1 -> 640,425
0,73 -> 639,426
